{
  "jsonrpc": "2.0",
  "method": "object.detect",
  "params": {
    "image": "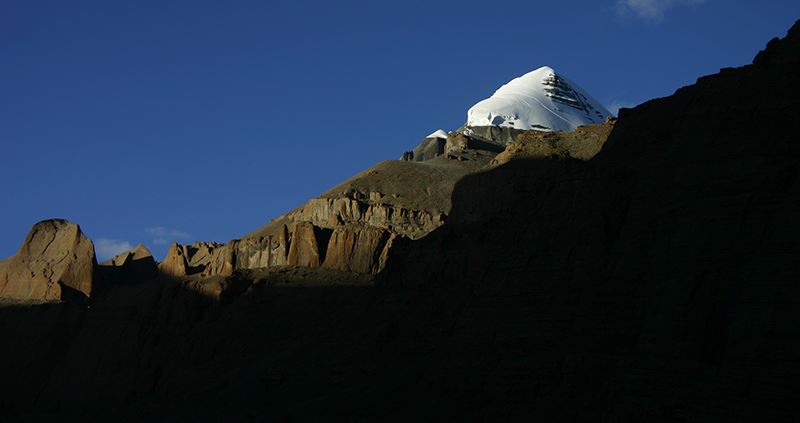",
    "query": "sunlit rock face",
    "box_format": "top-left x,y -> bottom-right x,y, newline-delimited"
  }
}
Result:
0,219 -> 96,302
